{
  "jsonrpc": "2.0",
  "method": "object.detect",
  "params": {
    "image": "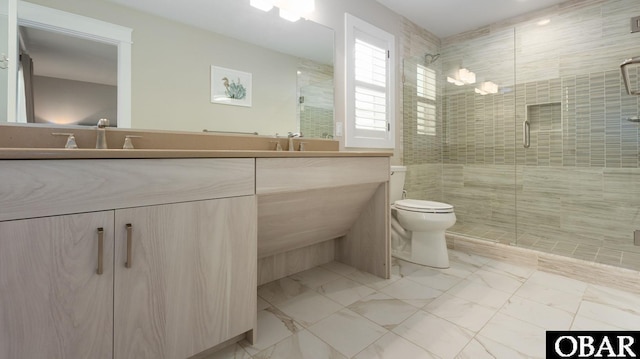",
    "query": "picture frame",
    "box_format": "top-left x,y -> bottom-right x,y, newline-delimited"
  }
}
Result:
210,65 -> 252,107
